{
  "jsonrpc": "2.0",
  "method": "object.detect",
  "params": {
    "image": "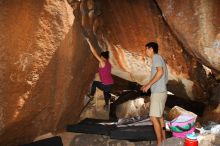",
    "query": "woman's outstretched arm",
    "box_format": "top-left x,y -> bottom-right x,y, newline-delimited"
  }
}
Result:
86,38 -> 103,63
